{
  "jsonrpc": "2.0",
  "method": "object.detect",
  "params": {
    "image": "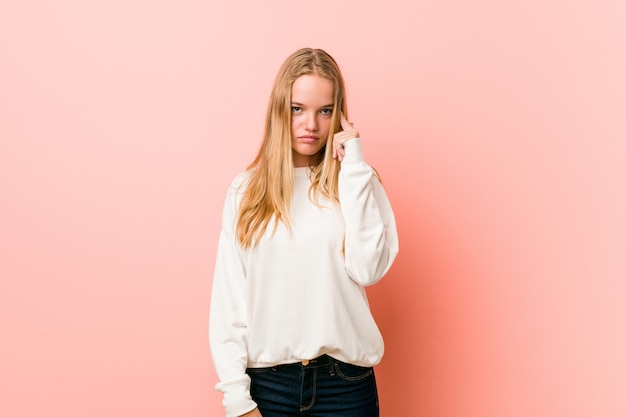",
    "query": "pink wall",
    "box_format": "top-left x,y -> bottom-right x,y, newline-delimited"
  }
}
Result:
1,1 -> 625,416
